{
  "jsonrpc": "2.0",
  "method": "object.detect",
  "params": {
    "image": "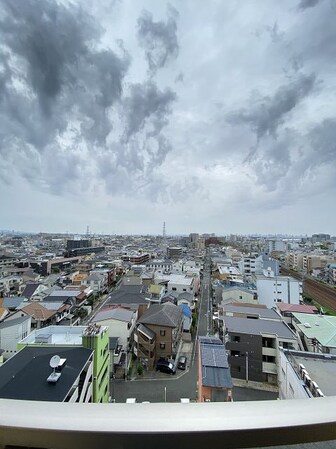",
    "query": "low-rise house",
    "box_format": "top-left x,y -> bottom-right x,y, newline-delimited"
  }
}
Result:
181,304 -> 192,332
18,302 -> 58,329
21,282 -> 48,300
177,292 -> 194,310
1,296 -> 29,311
81,272 -> 107,293
198,336 -> 233,402
91,306 -> 137,352
221,286 -> 258,305
0,275 -> 23,296
134,302 -> 184,369
146,284 -> 165,304
276,303 -> 318,329
291,313 -> 336,354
